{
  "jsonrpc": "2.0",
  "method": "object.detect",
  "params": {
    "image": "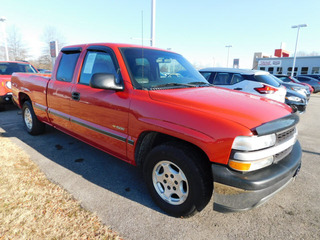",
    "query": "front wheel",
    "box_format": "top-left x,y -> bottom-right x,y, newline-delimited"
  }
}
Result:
22,101 -> 45,135
143,142 -> 213,218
